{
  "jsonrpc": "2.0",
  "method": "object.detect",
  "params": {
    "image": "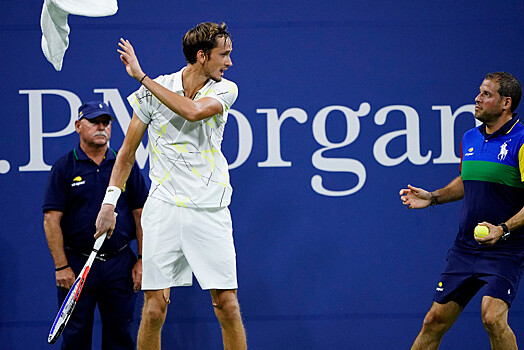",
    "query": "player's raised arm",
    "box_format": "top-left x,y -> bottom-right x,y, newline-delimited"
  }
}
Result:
117,38 -> 224,121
